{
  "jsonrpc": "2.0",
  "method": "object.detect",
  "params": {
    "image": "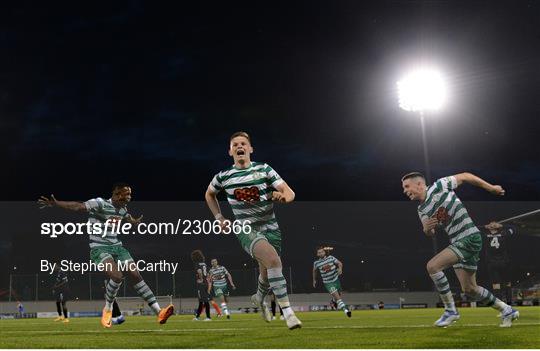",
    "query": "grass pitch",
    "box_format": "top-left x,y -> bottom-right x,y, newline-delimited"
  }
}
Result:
1,307 -> 539,348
